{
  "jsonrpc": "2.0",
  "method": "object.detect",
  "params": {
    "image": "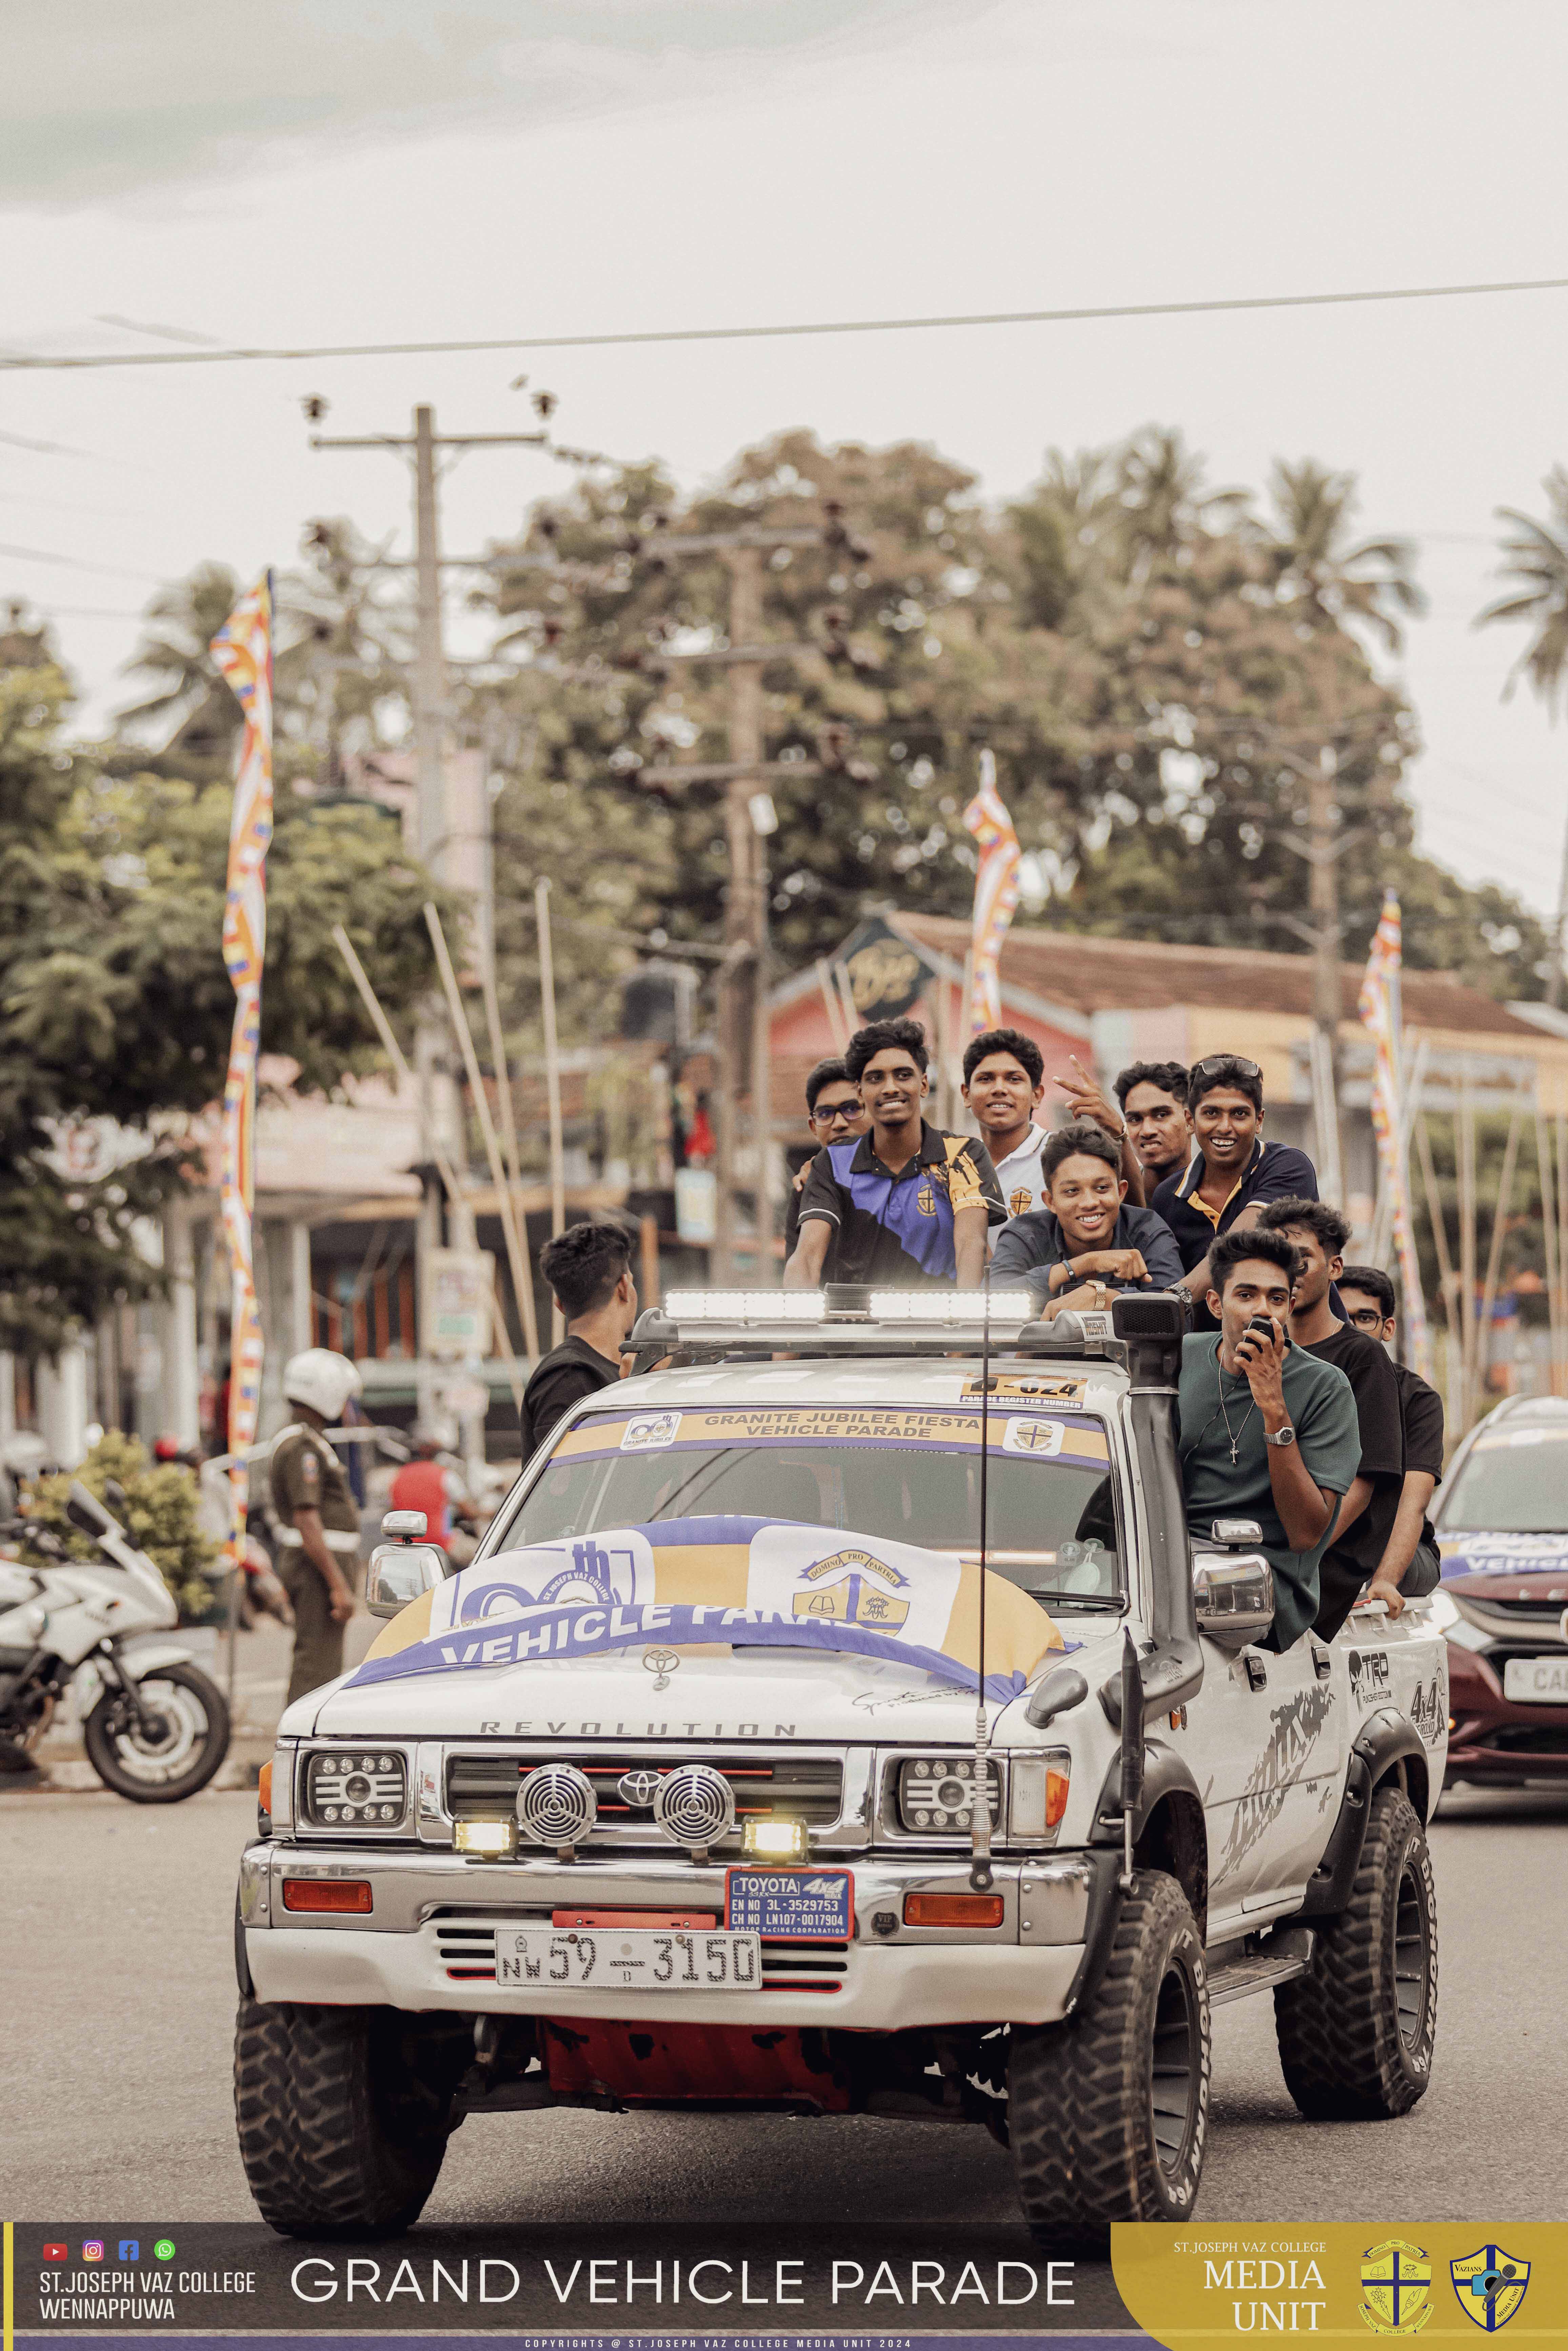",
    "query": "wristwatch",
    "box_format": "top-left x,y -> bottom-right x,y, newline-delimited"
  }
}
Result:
1264,1423 -> 1297,1448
